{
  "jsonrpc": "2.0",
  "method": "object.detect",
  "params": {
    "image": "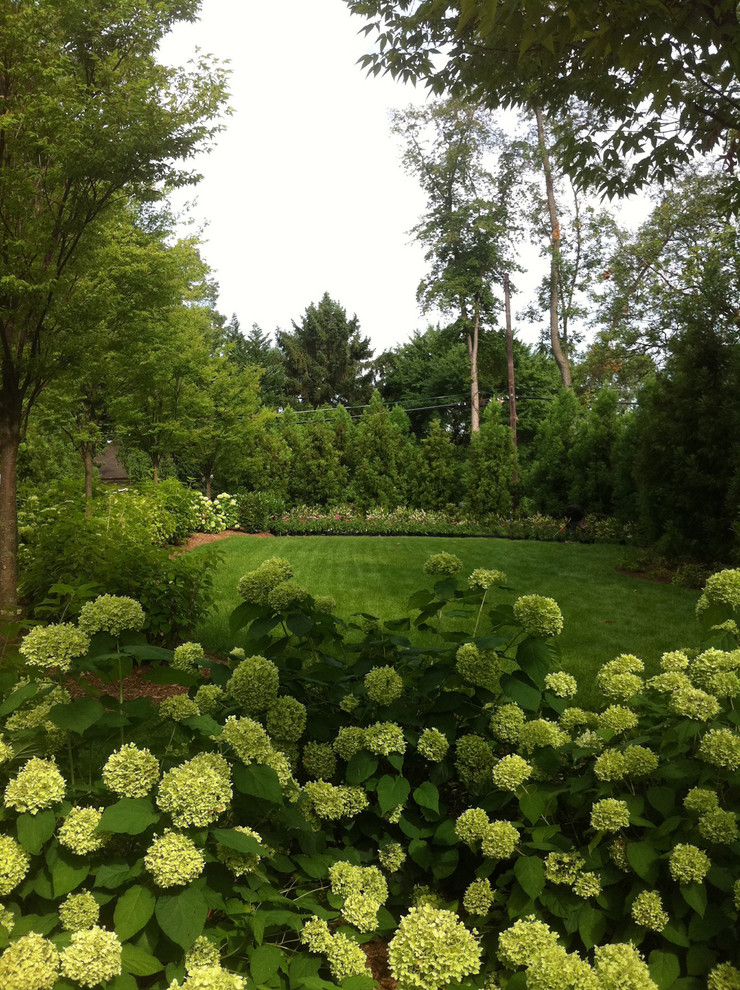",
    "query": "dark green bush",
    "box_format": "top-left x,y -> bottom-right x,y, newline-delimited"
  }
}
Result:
237,490 -> 286,533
